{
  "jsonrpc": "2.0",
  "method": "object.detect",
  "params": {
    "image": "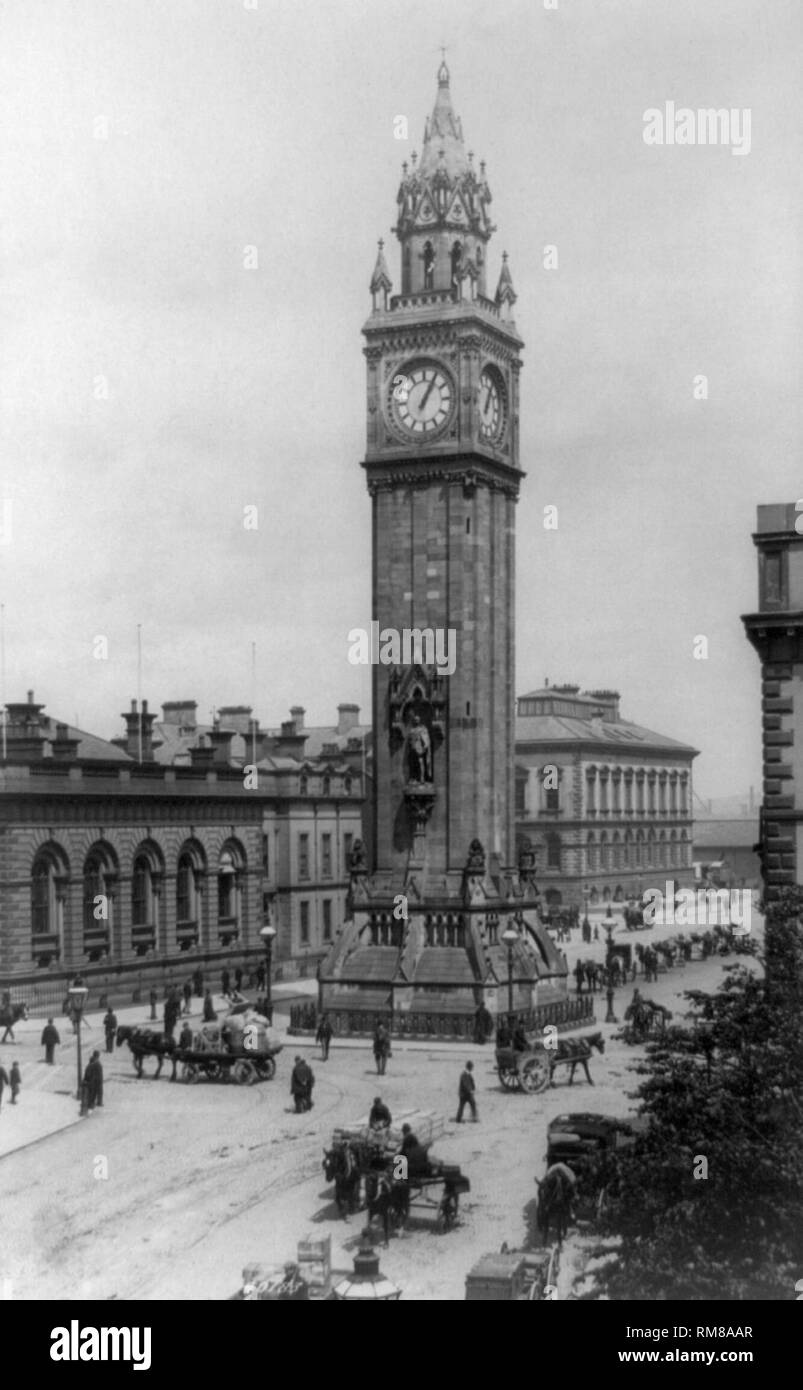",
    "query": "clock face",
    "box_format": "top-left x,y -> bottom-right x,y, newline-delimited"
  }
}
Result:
479,367 -> 506,443
390,362 -> 453,437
